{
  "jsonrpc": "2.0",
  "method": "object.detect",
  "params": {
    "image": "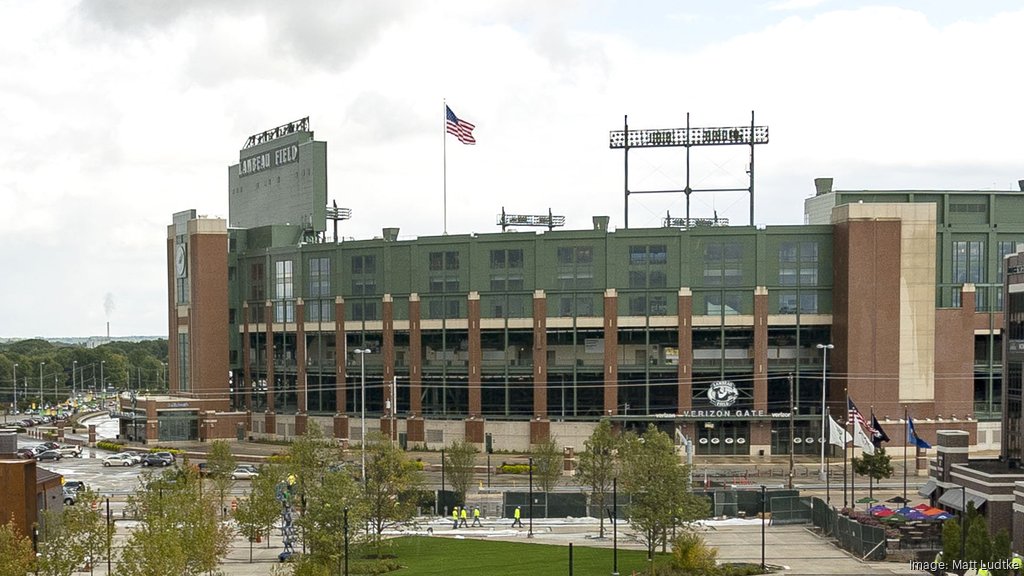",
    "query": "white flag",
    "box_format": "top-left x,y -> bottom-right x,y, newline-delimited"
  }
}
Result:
829,415 -> 851,447
854,421 -> 875,455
